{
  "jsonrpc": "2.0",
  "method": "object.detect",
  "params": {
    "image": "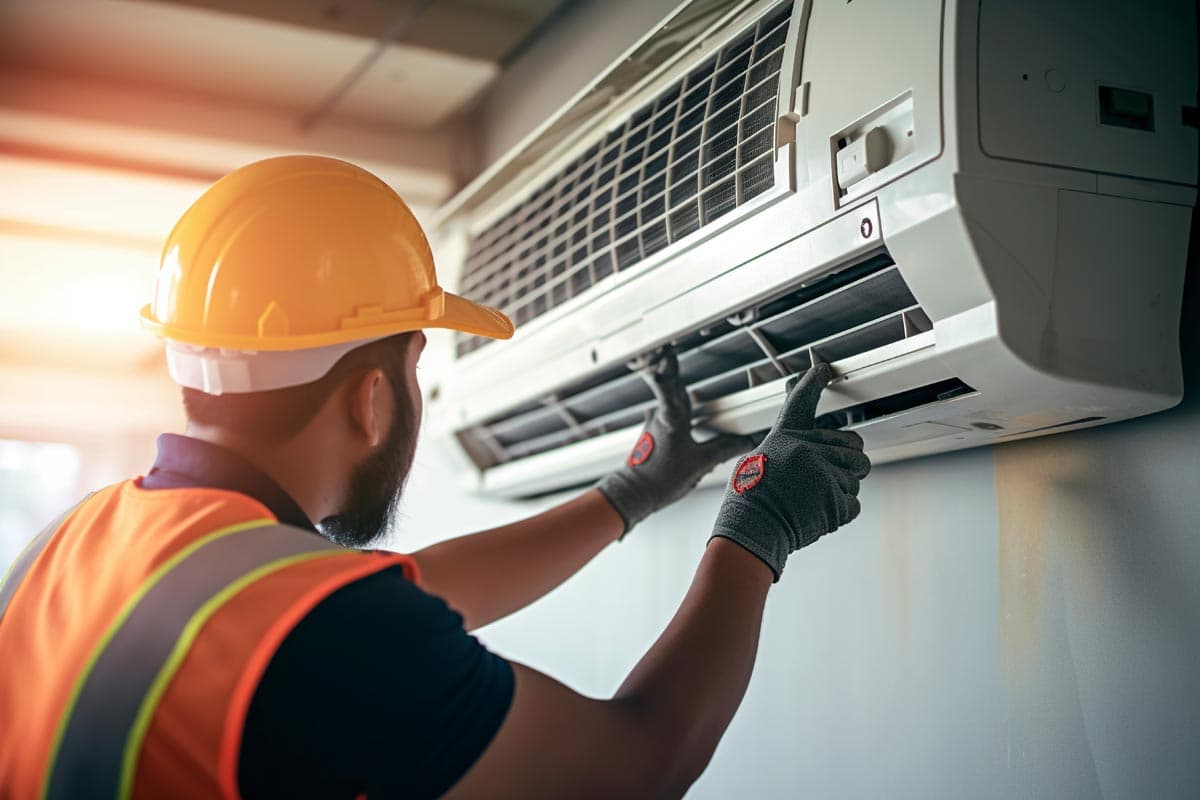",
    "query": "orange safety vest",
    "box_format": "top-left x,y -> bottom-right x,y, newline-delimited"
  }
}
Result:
0,479 -> 419,800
